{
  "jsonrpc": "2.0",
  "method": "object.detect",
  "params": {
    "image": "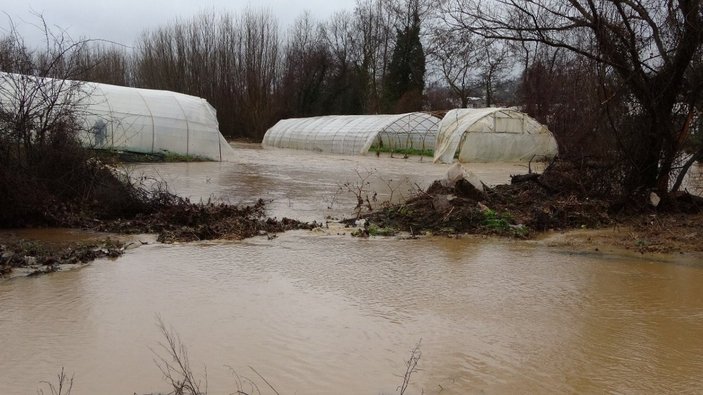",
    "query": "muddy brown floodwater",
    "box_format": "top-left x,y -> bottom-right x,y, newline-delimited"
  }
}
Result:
1,145 -> 702,395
